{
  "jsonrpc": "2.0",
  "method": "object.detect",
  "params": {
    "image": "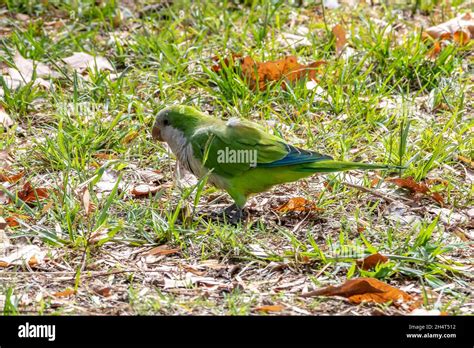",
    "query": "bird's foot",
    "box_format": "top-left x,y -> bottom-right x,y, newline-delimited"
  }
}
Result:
222,204 -> 245,224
